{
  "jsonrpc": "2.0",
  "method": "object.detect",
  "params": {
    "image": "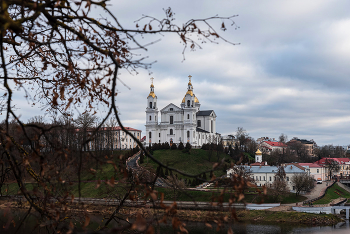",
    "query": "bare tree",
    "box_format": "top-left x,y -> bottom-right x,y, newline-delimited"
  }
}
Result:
269,166 -> 288,201
0,1 -> 240,232
324,159 -> 341,180
291,173 -> 315,197
235,127 -> 249,150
